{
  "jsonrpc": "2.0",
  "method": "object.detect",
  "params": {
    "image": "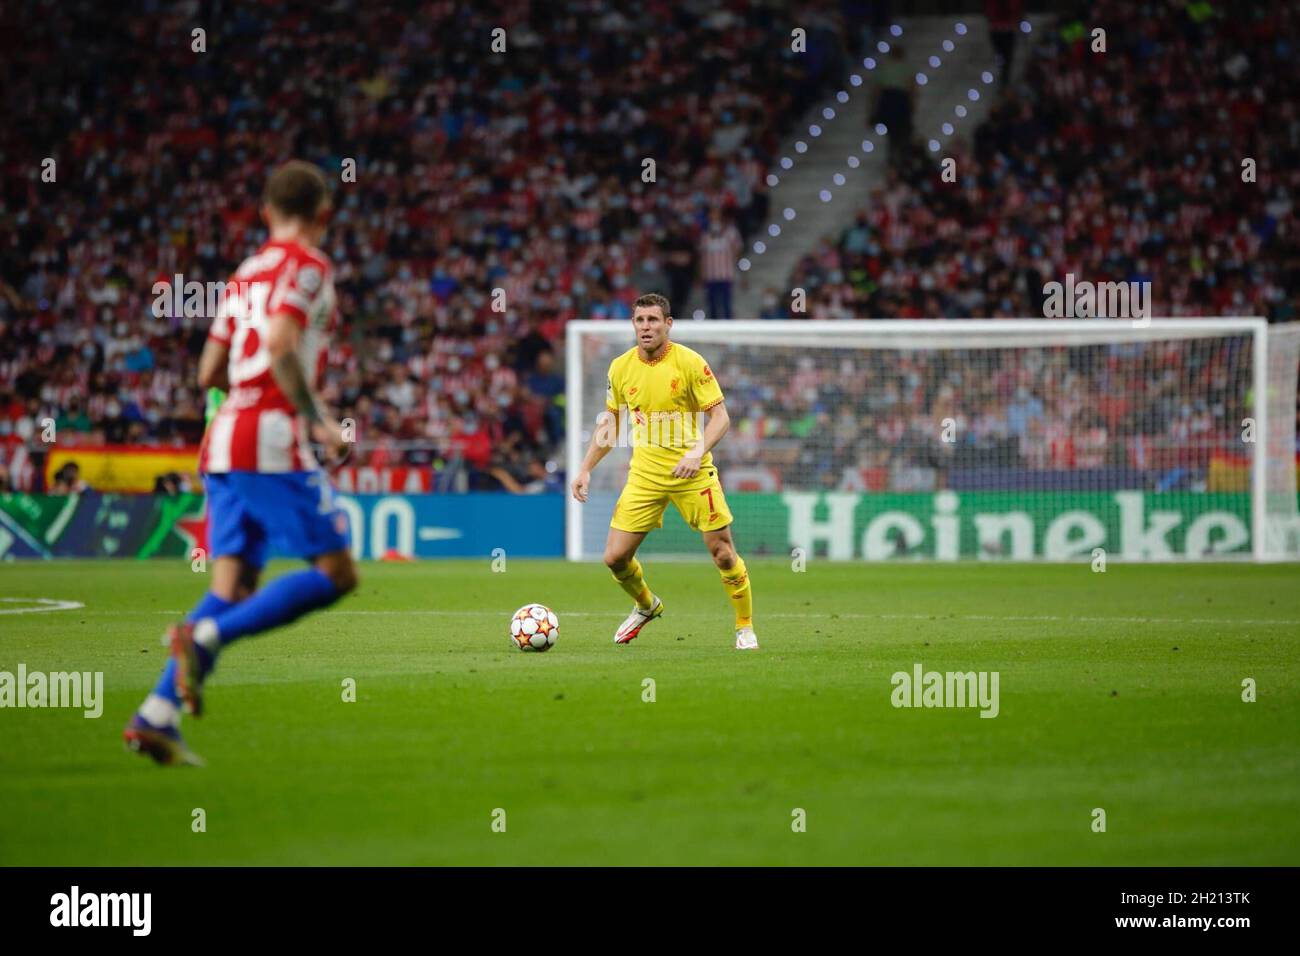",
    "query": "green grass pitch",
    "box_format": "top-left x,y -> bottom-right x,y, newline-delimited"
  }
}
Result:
1,558 -> 1297,866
